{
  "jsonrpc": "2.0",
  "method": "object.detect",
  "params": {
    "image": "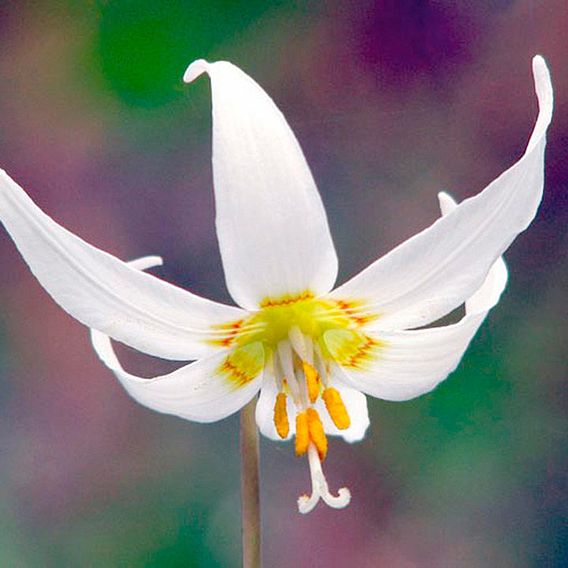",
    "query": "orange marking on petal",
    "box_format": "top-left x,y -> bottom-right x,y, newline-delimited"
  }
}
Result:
219,359 -> 253,386
325,329 -> 382,371
208,319 -> 245,347
260,290 -> 315,308
334,299 -> 379,327
343,335 -> 380,369
218,343 -> 263,387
